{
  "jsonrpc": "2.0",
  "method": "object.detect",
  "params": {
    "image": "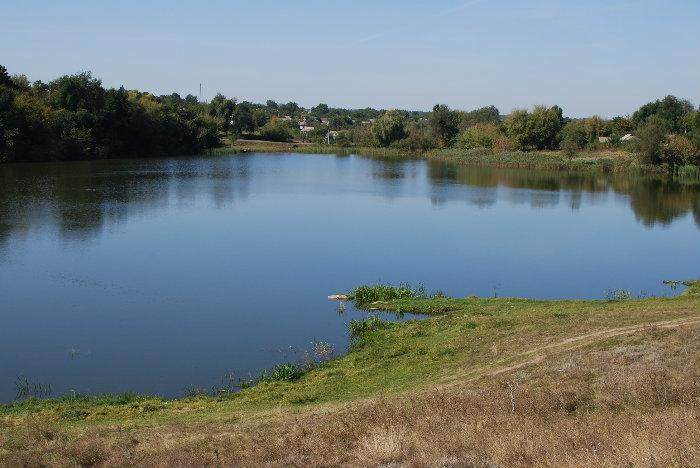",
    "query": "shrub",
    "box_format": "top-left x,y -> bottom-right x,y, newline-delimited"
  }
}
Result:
351,125 -> 378,147
457,123 -> 503,149
665,134 -> 698,165
492,136 -> 516,153
259,118 -> 297,142
560,137 -> 580,161
392,122 -> 436,151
